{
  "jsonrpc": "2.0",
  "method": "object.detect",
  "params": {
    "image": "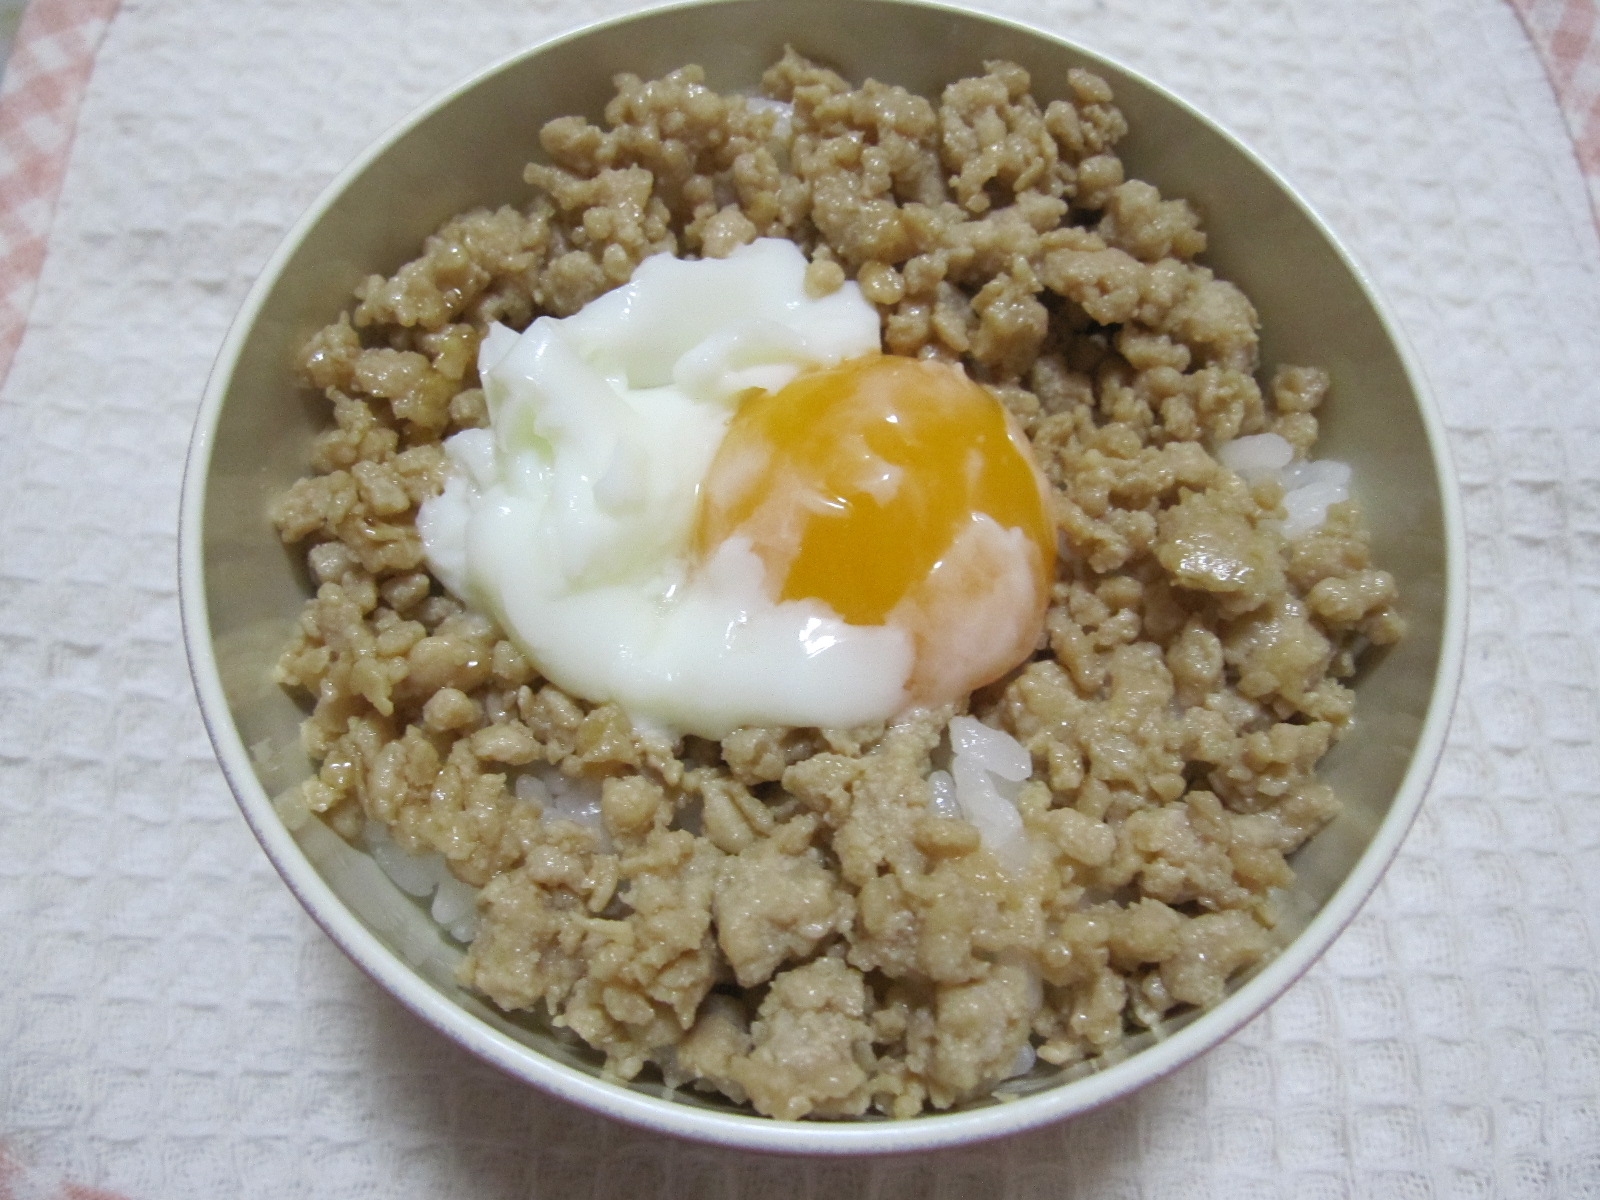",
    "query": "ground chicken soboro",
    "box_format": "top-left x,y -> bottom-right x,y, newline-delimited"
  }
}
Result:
270,52 -> 1404,1119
